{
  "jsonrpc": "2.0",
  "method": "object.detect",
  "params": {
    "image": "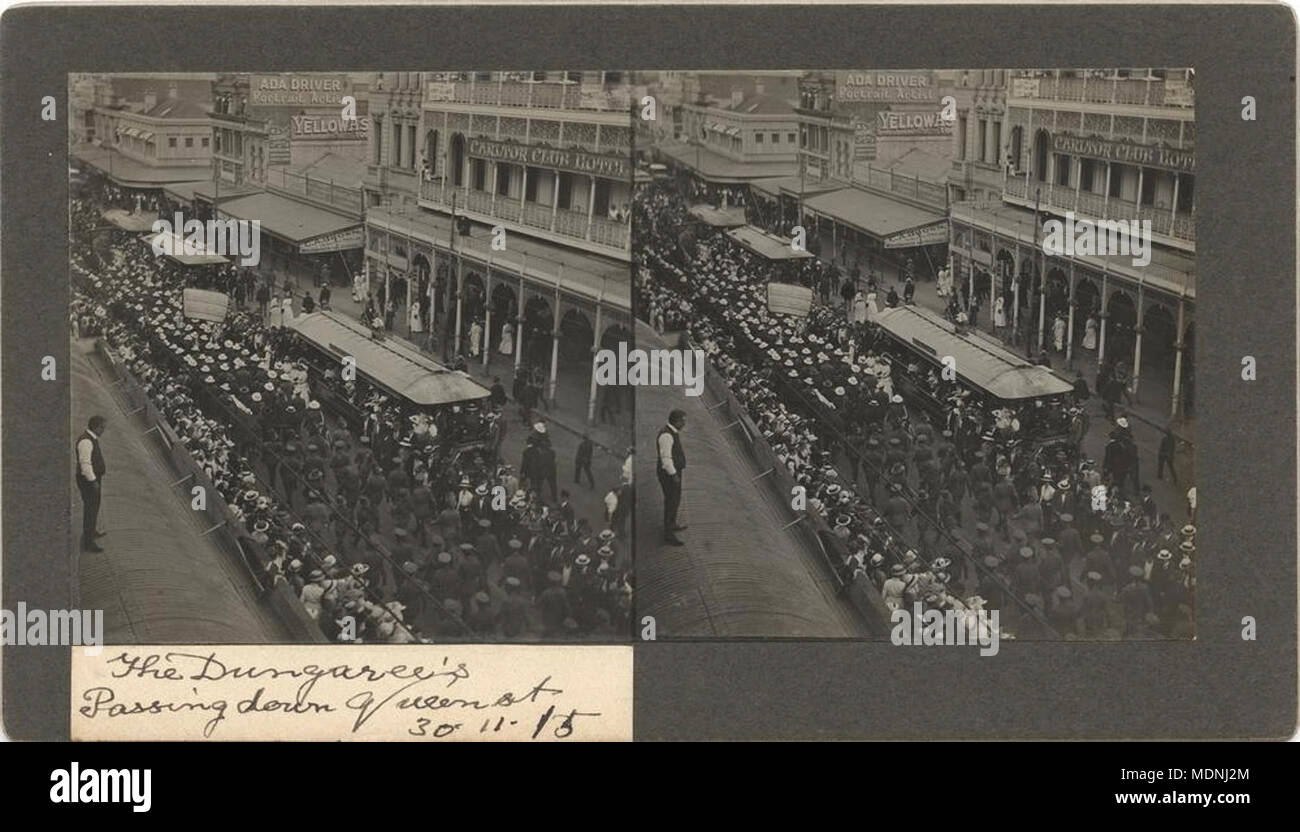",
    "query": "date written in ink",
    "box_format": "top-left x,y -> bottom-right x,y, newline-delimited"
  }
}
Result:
406,707 -> 600,739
